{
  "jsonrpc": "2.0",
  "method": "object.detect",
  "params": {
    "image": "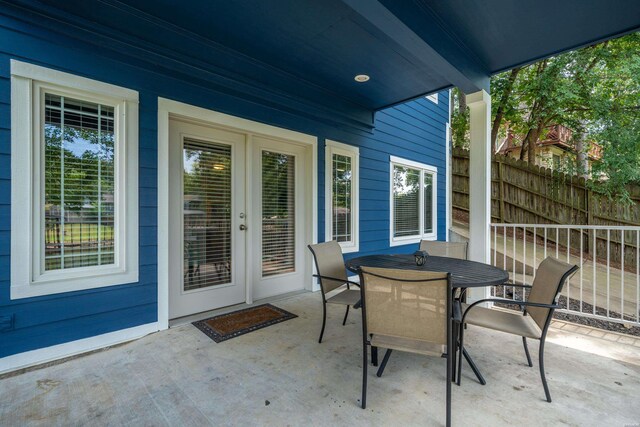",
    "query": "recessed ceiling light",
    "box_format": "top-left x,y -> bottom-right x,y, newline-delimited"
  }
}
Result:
354,74 -> 370,82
